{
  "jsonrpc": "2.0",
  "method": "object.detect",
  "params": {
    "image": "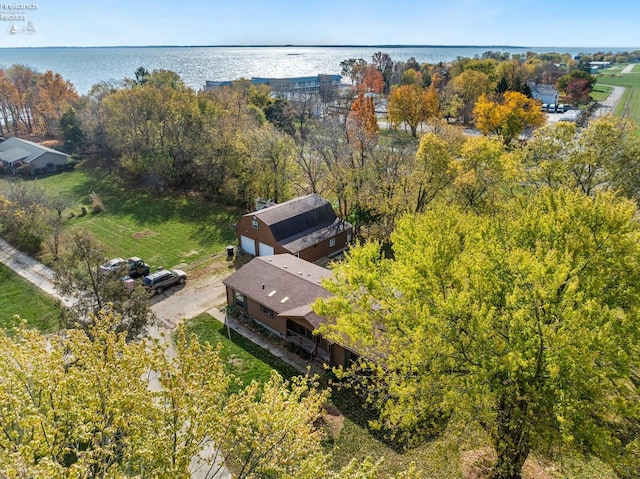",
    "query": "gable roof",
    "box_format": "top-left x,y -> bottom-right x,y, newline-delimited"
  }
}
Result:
243,194 -> 353,251
0,137 -> 68,165
223,254 -> 332,326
